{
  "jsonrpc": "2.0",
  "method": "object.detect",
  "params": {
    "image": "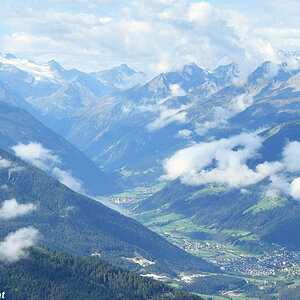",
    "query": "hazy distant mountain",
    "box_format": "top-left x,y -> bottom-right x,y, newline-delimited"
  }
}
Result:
0,100 -> 119,195
52,60 -> 300,187
91,63 -> 147,90
0,54 -> 116,124
1,53 -> 299,190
